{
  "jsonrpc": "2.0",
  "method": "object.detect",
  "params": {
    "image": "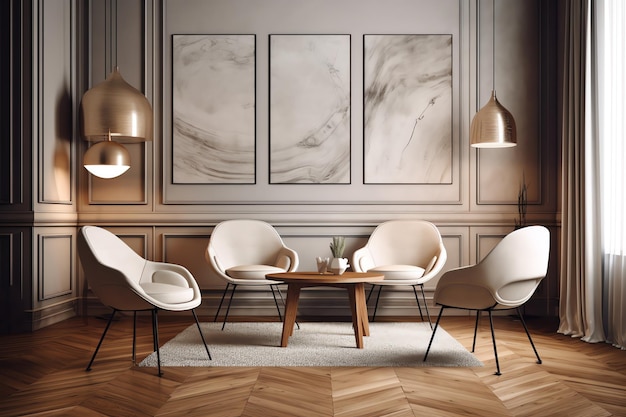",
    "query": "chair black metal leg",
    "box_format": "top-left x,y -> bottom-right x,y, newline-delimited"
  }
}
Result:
472,310 -> 480,352
488,310 -> 501,376
192,309 -> 212,361
214,283 -> 231,323
517,307 -> 542,364
152,311 -> 158,352
424,307 -> 444,362
366,284 -> 376,302
372,285 -> 383,321
86,309 -> 118,371
152,309 -> 162,377
221,284 -> 238,330
269,285 -> 283,321
132,311 -> 137,365
418,285 -> 432,329
412,285 -> 425,322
